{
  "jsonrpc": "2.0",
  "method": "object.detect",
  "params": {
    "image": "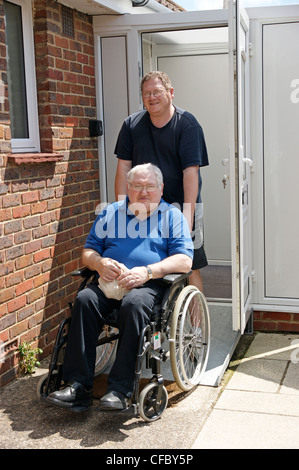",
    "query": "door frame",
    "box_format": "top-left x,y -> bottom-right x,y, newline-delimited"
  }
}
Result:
93,4 -> 252,333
